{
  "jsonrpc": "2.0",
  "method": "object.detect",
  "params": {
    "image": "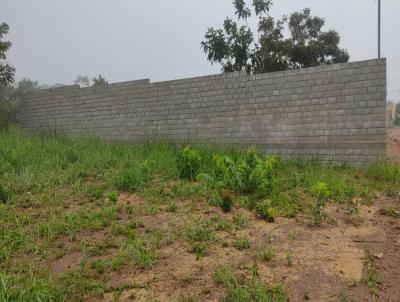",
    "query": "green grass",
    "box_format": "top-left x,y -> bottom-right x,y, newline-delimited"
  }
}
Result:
213,265 -> 288,302
0,126 -> 399,300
